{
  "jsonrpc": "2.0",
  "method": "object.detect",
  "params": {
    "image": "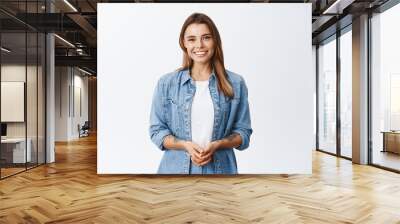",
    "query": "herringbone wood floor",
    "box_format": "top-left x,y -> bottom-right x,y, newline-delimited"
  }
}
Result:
1,134 -> 400,224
